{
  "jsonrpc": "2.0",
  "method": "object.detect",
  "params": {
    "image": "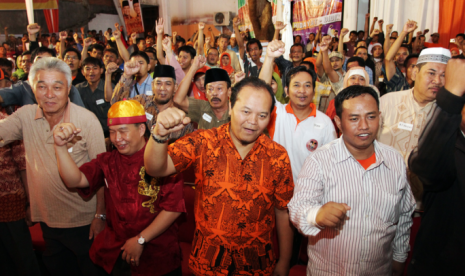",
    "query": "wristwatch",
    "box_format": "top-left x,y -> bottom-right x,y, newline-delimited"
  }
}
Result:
150,125 -> 169,143
137,235 -> 146,245
94,214 -> 106,221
